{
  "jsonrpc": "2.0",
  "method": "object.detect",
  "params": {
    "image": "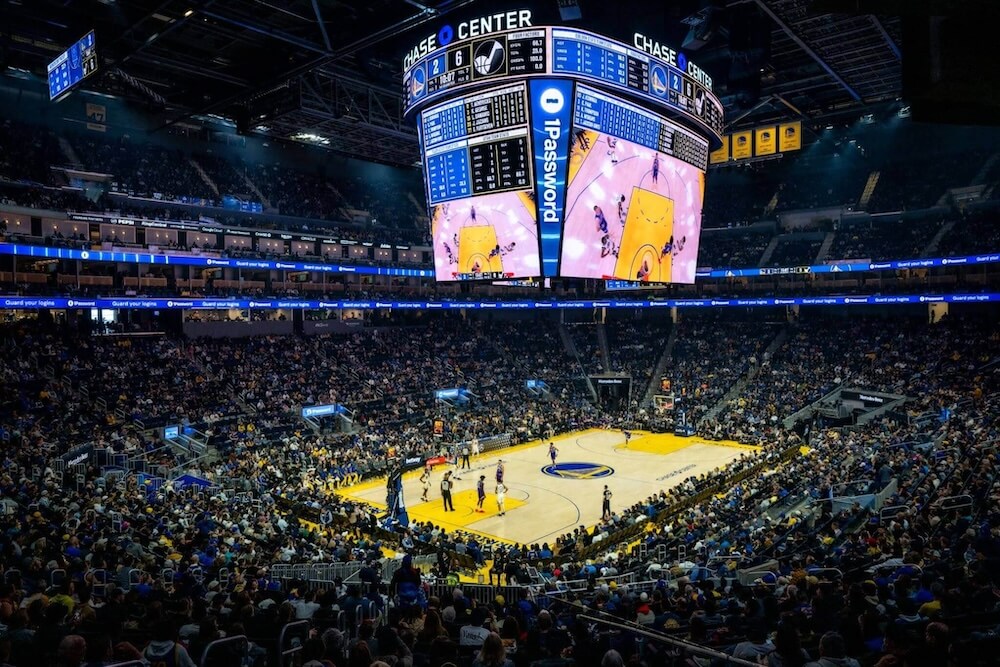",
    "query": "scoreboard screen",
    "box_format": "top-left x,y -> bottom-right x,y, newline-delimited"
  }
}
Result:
48,31 -> 98,101
420,83 -> 541,281
559,86 -> 705,283
407,19 -> 720,285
